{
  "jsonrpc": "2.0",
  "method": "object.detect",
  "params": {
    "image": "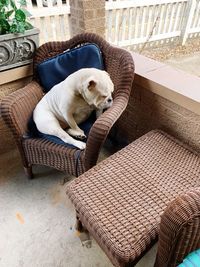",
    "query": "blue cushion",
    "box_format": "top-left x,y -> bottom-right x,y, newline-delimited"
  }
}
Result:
37,43 -> 104,92
178,249 -> 200,267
